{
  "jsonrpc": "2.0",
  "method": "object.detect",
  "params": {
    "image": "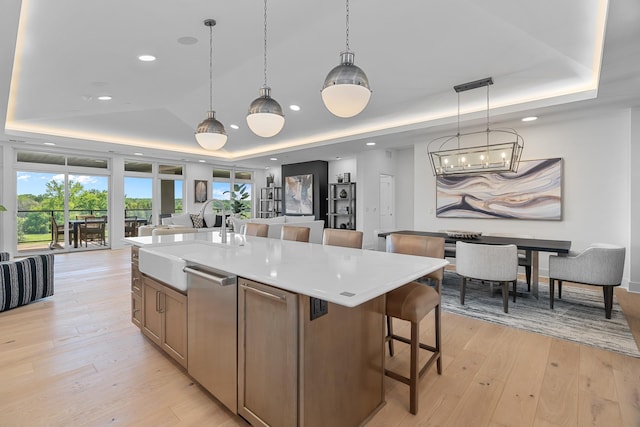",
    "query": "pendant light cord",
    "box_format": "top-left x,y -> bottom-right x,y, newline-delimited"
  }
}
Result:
345,0 -> 350,51
263,0 -> 268,87
208,23 -> 213,111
